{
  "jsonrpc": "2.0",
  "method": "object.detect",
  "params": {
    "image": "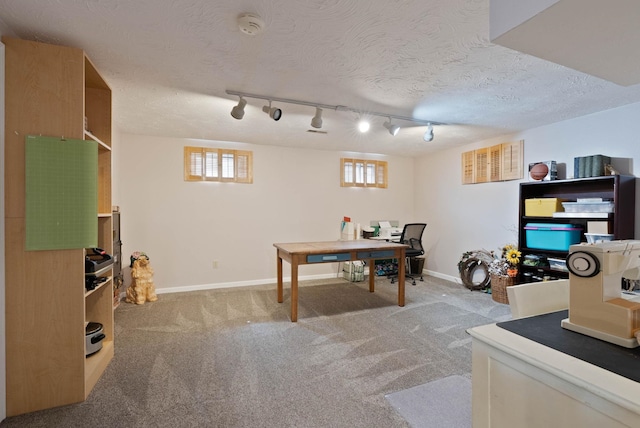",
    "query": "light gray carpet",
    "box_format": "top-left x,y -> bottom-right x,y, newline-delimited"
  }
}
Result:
1,276 -> 511,427
385,375 -> 471,428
